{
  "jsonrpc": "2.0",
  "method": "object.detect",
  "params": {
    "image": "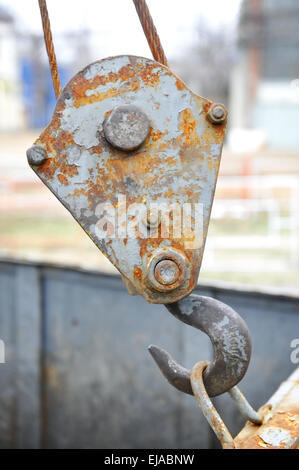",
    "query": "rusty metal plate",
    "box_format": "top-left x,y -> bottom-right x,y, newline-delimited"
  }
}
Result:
27,55 -> 226,304
234,367 -> 299,449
